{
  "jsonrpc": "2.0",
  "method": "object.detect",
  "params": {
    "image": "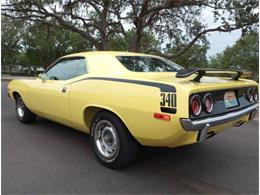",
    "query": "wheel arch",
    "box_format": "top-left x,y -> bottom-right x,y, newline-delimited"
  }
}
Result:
11,91 -> 31,110
12,91 -> 21,101
83,105 -> 124,129
83,105 -> 136,140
